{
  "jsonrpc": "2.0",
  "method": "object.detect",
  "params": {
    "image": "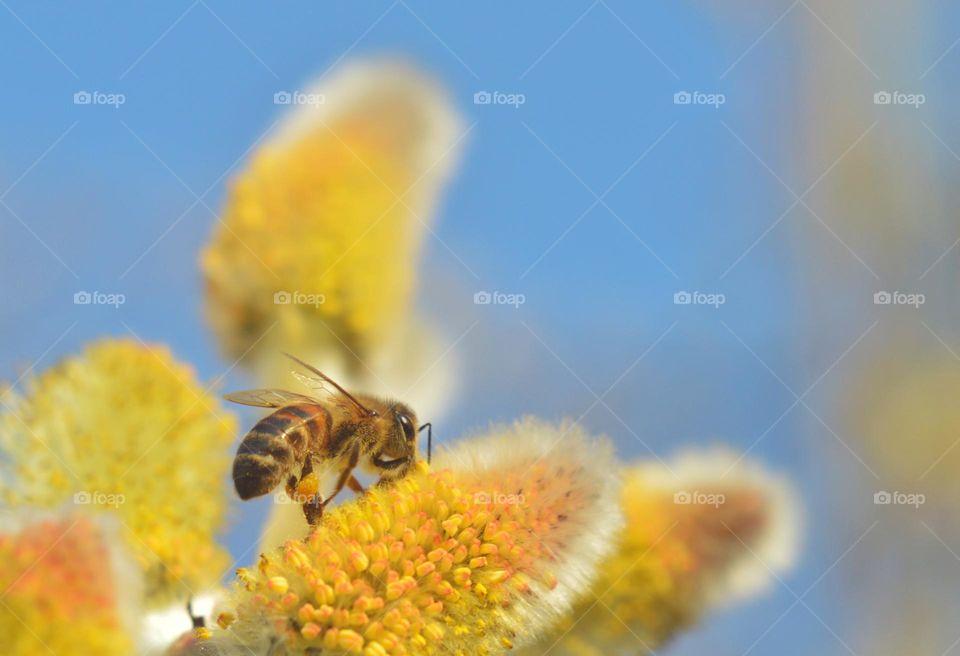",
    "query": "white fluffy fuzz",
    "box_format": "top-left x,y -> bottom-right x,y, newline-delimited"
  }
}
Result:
434,417 -> 625,641
140,591 -> 224,655
270,56 -> 465,224
636,447 -> 802,605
